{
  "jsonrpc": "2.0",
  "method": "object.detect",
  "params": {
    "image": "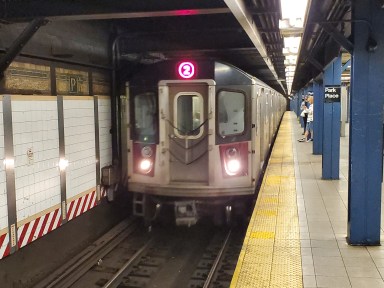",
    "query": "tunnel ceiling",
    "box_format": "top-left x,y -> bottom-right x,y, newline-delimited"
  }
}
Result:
0,0 -> 351,95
